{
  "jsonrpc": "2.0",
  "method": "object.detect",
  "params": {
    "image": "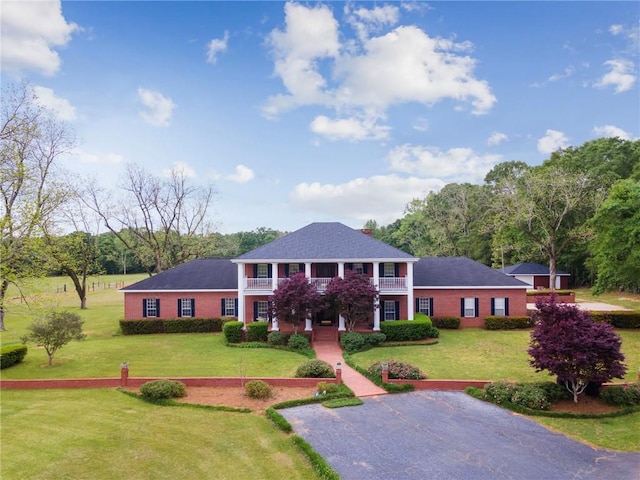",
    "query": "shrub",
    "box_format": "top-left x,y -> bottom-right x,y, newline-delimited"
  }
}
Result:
591,311 -> 640,329
164,318 -> 227,333
0,344 -> 28,369
484,316 -> 531,330
140,379 -> 187,400
267,331 -> 288,346
362,332 -> 386,348
295,359 -> 336,378
223,321 -> 244,343
482,381 -> 569,410
316,381 -> 341,394
287,333 -> 310,351
431,316 -> 461,329
600,383 -> 640,406
246,322 -> 269,342
367,360 -> 427,380
245,380 -> 272,399
340,332 -> 365,353
380,318 -> 438,341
